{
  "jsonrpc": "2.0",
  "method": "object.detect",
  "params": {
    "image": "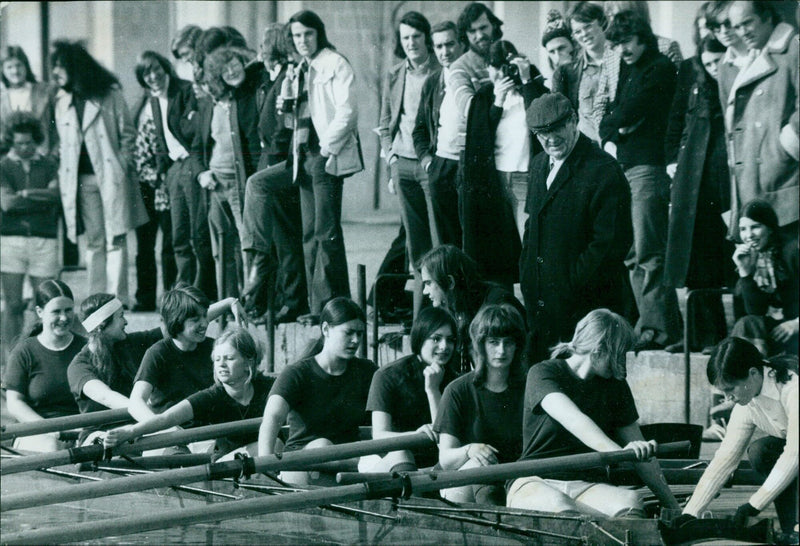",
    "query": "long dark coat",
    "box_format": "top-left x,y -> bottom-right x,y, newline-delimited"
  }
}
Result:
520,134 -> 632,361
664,57 -> 730,289
461,79 -> 546,287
